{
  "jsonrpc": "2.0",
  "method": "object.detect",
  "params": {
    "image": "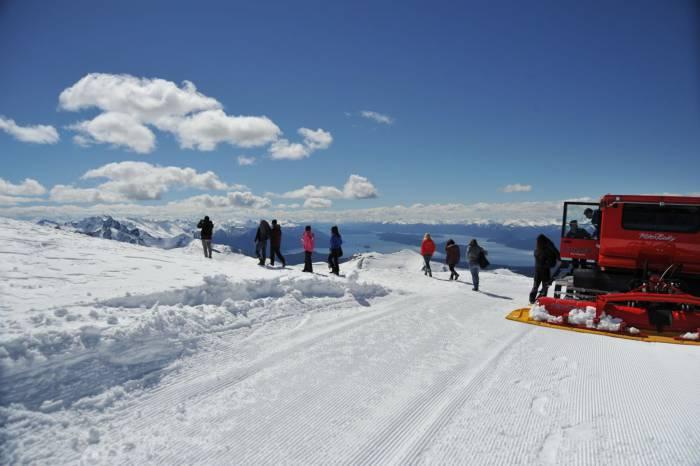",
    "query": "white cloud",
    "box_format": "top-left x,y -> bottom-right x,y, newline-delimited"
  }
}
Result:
268,139 -> 309,160
276,185 -> 344,199
80,161 -> 236,201
274,174 -> 377,200
0,195 -> 39,206
0,116 -> 59,144
237,155 -> 257,166
303,198 -> 332,209
59,73 -> 280,153
0,177 -> 47,196
49,185 -> 126,204
276,203 -> 301,209
343,174 -> 378,199
299,128 -> 333,150
269,127 -> 333,160
501,183 -> 532,193
45,161 -> 241,204
360,110 -> 394,125
69,112 -> 156,153
59,73 -> 220,120
173,110 -> 280,151
169,191 -> 271,209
